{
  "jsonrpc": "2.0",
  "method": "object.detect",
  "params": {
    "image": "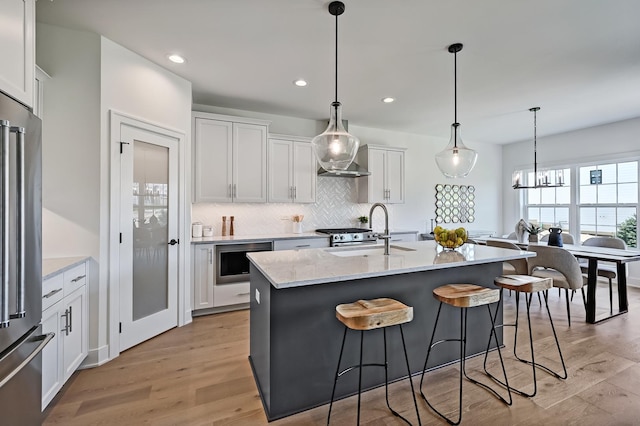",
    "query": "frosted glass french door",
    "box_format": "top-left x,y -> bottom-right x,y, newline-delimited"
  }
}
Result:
119,124 -> 178,352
